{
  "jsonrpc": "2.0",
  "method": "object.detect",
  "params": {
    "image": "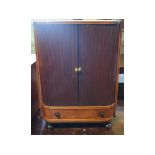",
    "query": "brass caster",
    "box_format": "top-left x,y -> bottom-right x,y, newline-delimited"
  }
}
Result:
81,128 -> 87,135
105,122 -> 112,128
46,122 -> 53,129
